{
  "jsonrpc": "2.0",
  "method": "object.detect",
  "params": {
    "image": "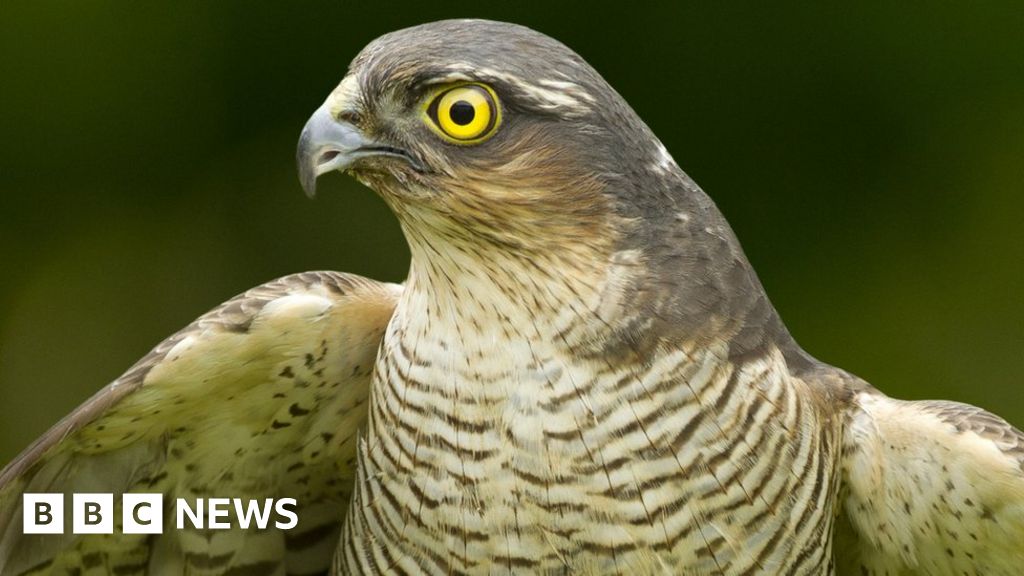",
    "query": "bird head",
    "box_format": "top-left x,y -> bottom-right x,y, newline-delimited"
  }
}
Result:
296,19 -> 672,257
297,19 -> 789,359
